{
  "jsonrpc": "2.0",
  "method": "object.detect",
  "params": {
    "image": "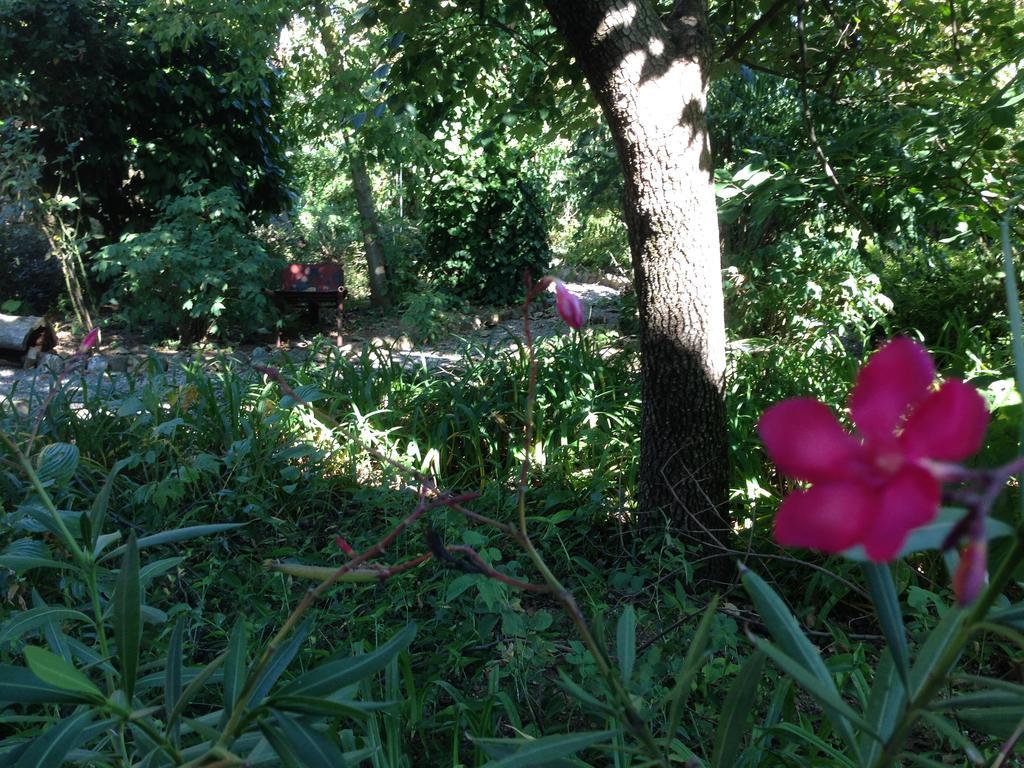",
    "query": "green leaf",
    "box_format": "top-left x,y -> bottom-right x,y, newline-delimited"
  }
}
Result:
272,710 -> 347,768
553,668 -> 613,716
615,605 -> 636,683
271,695 -> 385,720
0,663 -> 94,705
843,508 -> 1013,561
165,617 -> 185,746
919,711 -> 984,763
767,722 -> 857,767
0,539 -> 65,574
100,523 -> 247,562
989,601 -> 1024,629
474,730 -> 617,767
748,634 -> 876,735
167,652 -> 226,730
223,618 -> 248,722
23,646 -> 103,700
711,650 -> 765,768
89,460 -> 126,547
248,618 -> 313,706
909,608 -> 964,699
0,607 -> 92,648
664,596 -> 718,744
863,563 -> 910,686
741,566 -> 862,757
114,531 -> 141,699
35,443 -> 79,487
860,650 -> 906,765
258,722 -> 304,768
276,623 -> 415,699
12,708 -> 93,768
